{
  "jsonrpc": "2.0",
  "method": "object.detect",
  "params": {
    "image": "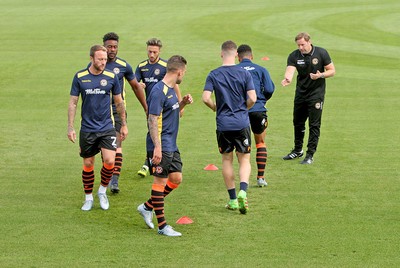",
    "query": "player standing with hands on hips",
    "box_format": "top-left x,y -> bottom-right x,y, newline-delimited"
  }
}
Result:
67,45 -> 128,211
281,32 -> 335,164
137,55 -> 193,237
